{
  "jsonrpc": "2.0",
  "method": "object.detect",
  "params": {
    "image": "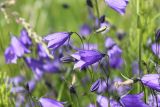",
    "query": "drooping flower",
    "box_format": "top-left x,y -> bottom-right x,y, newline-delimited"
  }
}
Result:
105,0 -> 129,15
79,24 -> 92,37
43,32 -> 72,50
141,74 -> 160,91
120,93 -> 149,107
151,43 -> 160,58
19,28 -> 32,47
71,50 -> 105,69
4,46 -> 18,64
39,97 -> 64,107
